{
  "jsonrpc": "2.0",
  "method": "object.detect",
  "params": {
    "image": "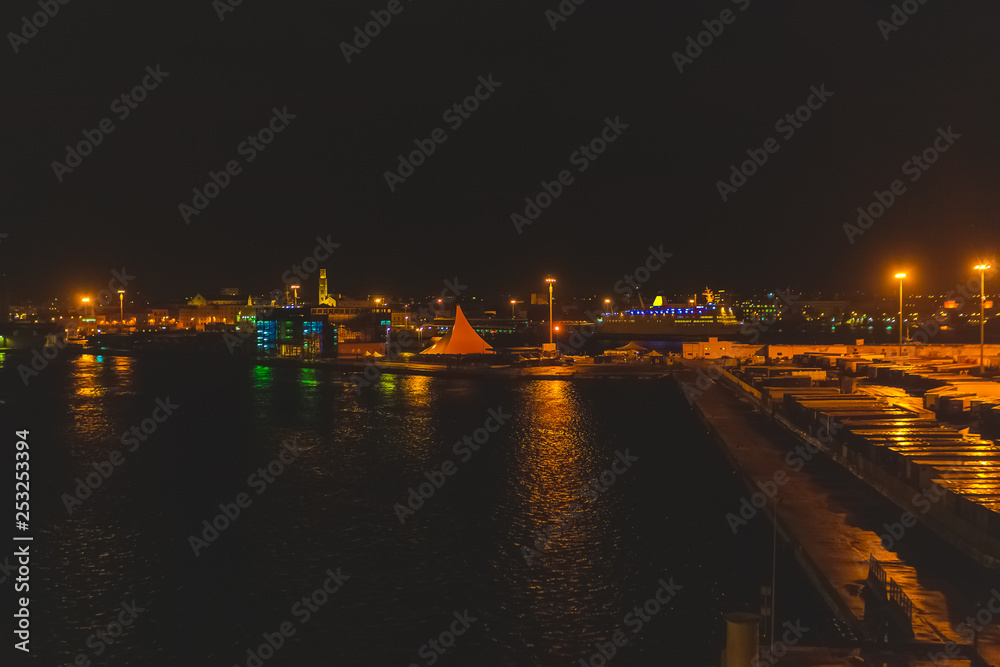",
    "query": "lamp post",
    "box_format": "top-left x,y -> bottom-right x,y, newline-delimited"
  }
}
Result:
117,290 -> 125,332
894,273 -> 906,357
604,298 -> 611,313
545,277 -> 556,345
975,263 -> 991,375
291,284 -> 300,308
510,299 -> 517,319
81,297 -> 91,335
